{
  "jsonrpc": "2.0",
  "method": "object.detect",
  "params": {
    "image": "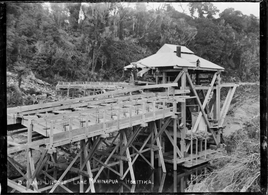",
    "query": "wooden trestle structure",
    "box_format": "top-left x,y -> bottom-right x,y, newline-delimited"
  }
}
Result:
7,69 -> 237,193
